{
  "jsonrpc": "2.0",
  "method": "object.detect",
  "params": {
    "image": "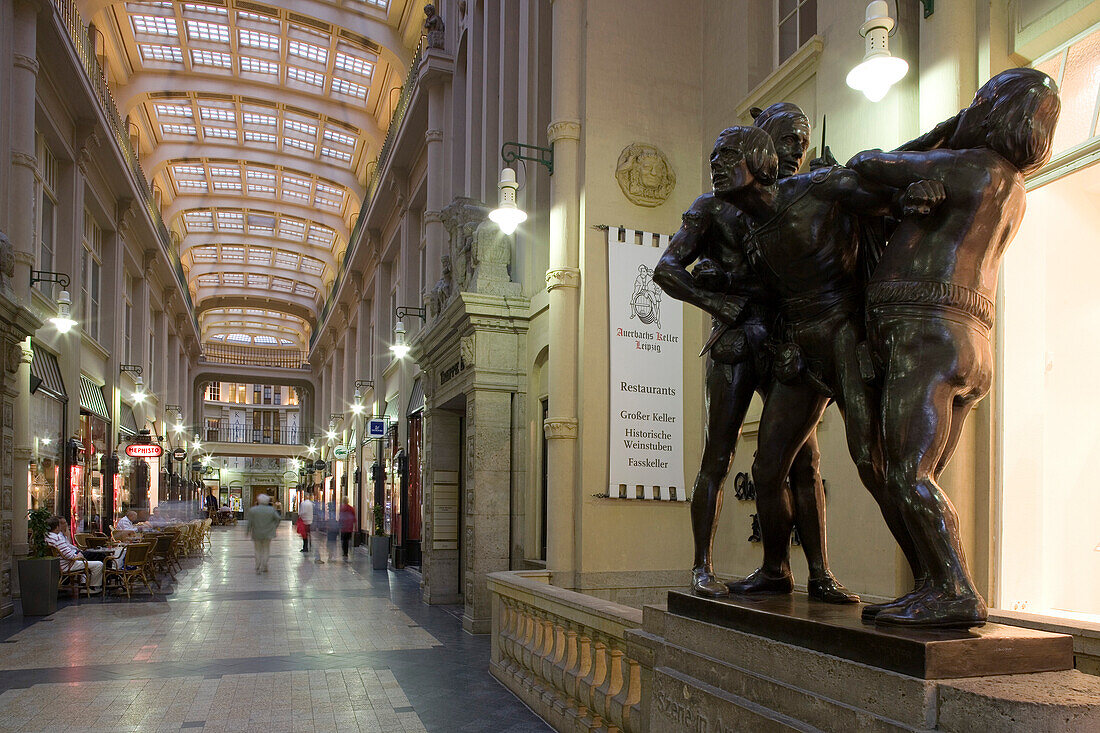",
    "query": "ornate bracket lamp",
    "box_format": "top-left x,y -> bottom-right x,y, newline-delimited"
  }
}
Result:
120,364 -> 145,403
490,142 -> 554,235
392,307 -> 425,359
165,404 -> 184,433
846,1 -> 909,102
352,380 -> 374,414
31,270 -> 77,333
